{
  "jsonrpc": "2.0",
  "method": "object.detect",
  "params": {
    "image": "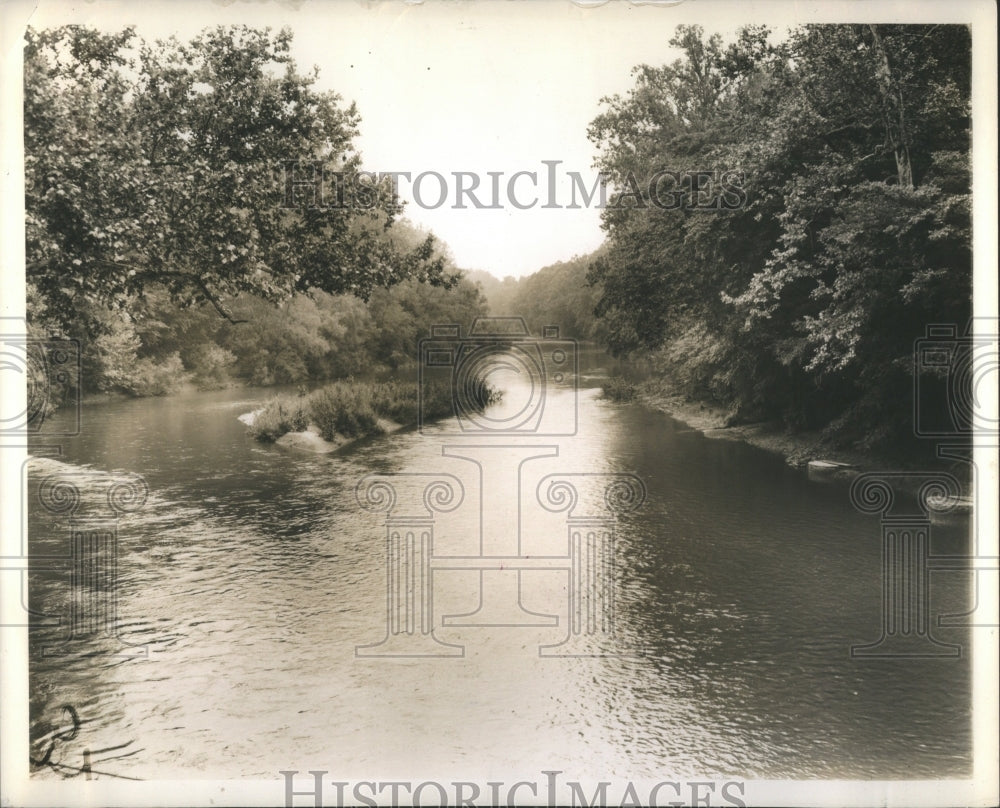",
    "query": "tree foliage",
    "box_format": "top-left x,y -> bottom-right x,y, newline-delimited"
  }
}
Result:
586,23 -> 971,448
471,253 -> 606,341
25,25 -> 454,332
